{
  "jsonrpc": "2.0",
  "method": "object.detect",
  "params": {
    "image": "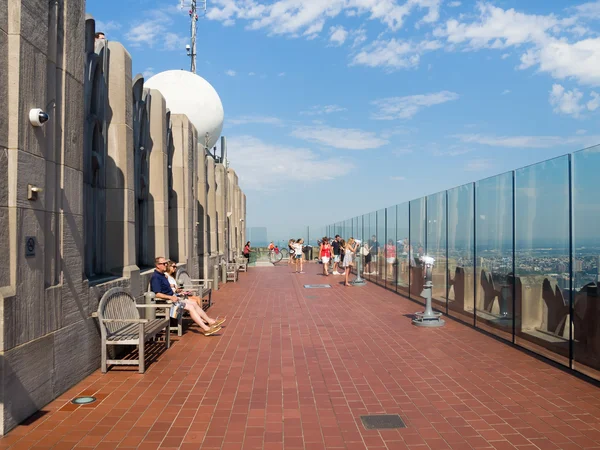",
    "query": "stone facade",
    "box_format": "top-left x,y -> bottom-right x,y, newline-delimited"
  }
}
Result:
0,1 -> 245,435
